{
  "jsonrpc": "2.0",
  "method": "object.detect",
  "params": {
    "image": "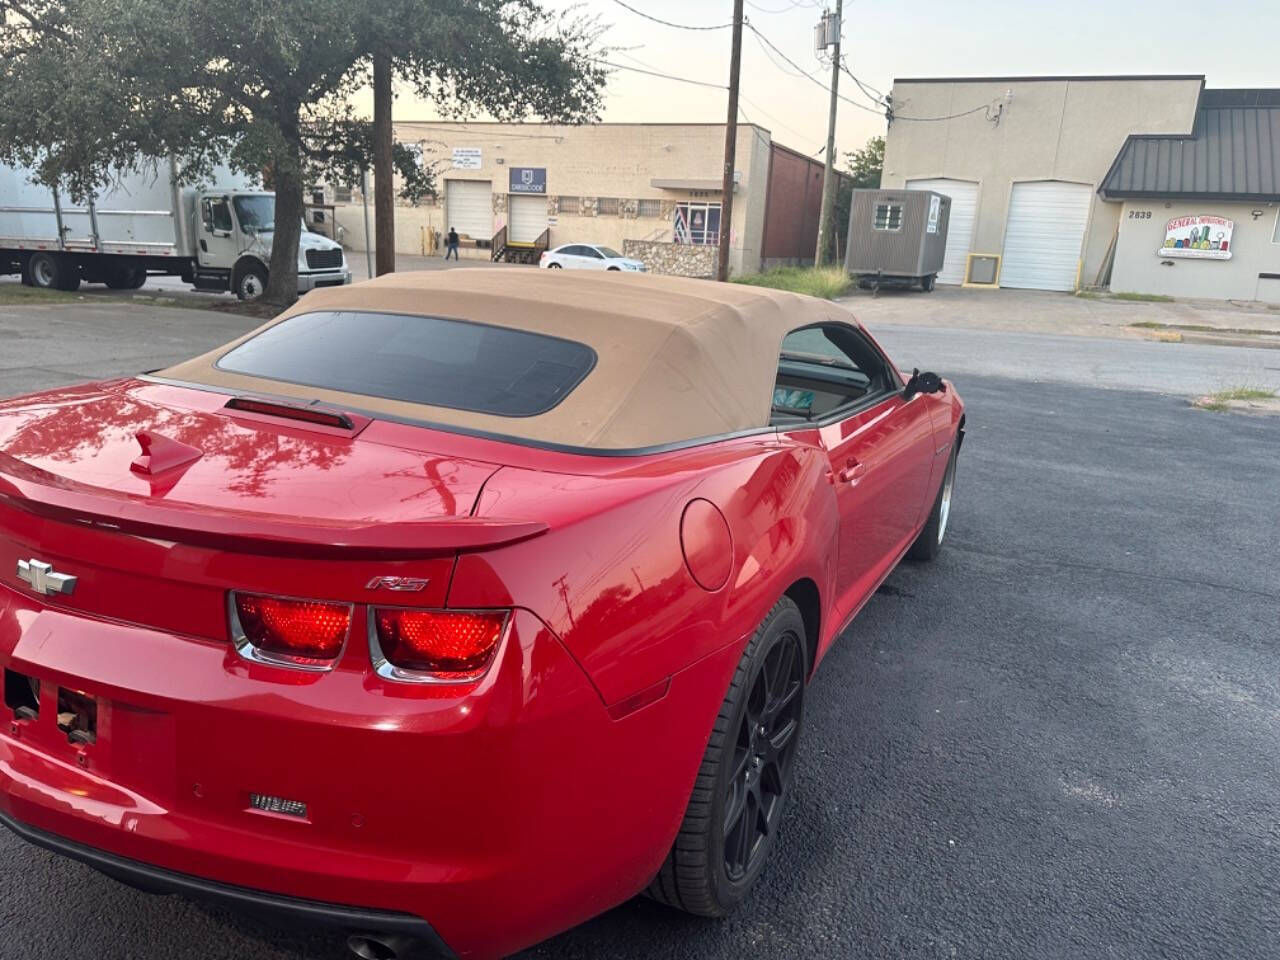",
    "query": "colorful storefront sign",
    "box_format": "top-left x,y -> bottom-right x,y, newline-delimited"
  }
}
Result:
1159,215 -> 1234,260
